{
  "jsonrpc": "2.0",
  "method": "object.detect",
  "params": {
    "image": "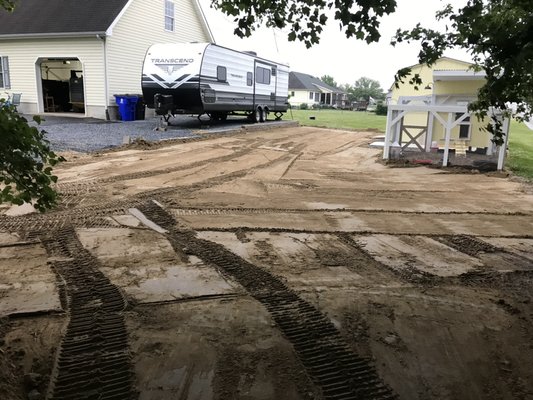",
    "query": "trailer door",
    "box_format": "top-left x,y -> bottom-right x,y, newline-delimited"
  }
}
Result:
253,61 -> 276,109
